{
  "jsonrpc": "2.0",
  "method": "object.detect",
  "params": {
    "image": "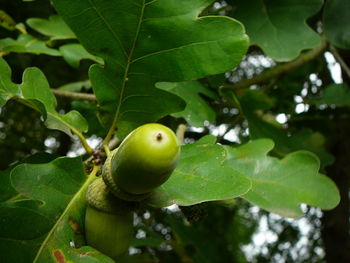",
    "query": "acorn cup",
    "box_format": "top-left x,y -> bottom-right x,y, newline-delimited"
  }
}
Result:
85,178 -> 134,261
103,123 -> 180,201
